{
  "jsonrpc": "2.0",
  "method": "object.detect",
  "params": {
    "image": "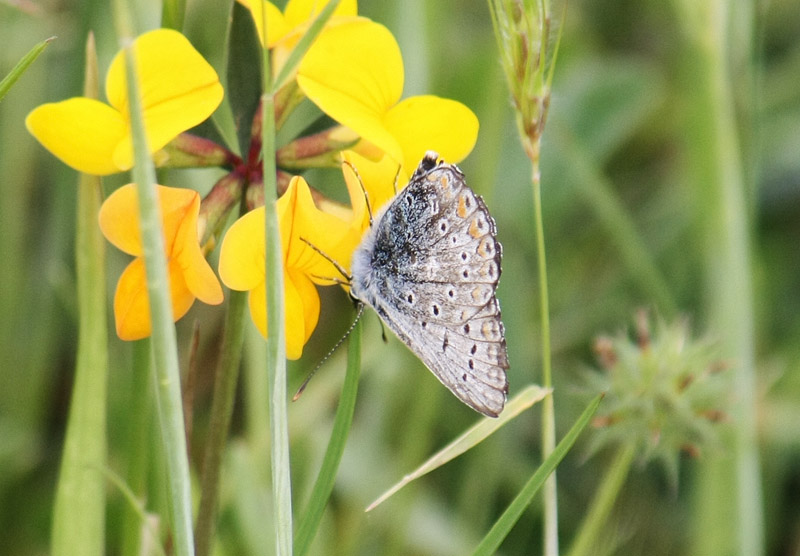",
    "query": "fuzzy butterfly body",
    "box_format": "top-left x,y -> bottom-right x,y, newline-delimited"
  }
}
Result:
349,151 -> 509,417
